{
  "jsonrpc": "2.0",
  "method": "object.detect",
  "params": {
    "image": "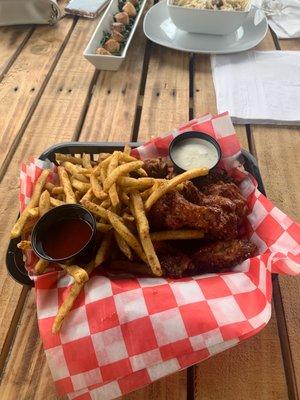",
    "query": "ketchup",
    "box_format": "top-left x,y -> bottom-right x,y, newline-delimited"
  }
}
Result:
42,218 -> 93,259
